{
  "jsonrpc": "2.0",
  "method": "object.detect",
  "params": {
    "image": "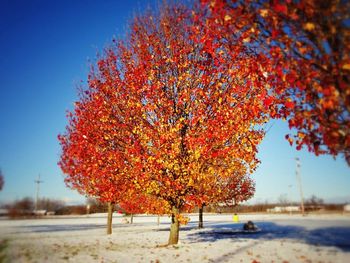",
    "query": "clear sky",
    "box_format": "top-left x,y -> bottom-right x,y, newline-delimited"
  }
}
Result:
0,0 -> 349,206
